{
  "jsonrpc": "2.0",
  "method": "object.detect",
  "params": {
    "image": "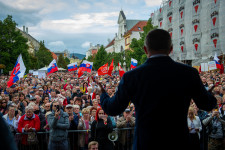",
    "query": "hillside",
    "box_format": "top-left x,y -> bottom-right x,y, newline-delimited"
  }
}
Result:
70,53 -> 86,59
